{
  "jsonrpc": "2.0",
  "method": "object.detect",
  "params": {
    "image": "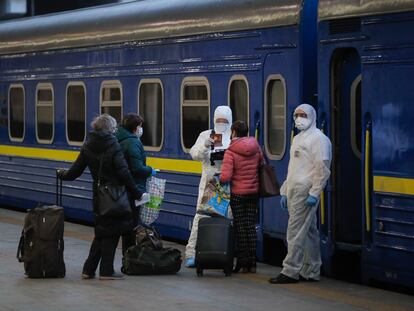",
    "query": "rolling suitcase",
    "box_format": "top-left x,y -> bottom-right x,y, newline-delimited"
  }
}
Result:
195,216 -> 234,277
16,171 -> 66,278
